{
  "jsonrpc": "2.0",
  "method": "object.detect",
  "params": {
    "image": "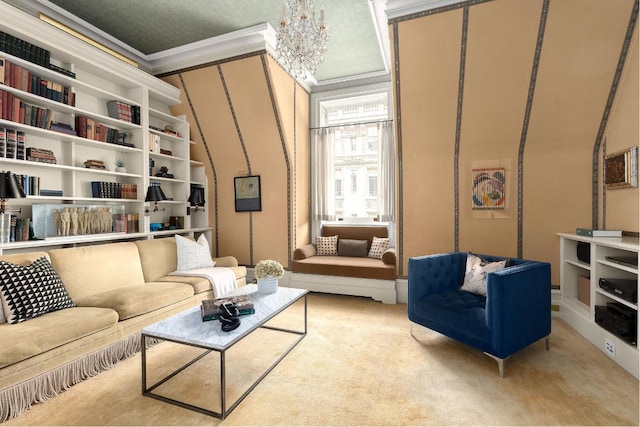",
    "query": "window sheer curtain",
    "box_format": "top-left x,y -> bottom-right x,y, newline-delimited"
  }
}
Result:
311,127 -> 336,235
377,121 -> 395,222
